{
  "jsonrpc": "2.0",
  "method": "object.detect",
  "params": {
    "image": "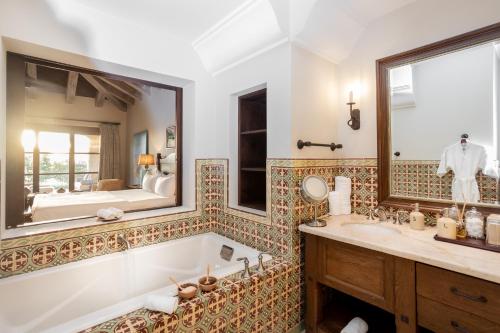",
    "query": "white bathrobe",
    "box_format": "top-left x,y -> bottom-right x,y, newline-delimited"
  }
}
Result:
437,142 -> 498,203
